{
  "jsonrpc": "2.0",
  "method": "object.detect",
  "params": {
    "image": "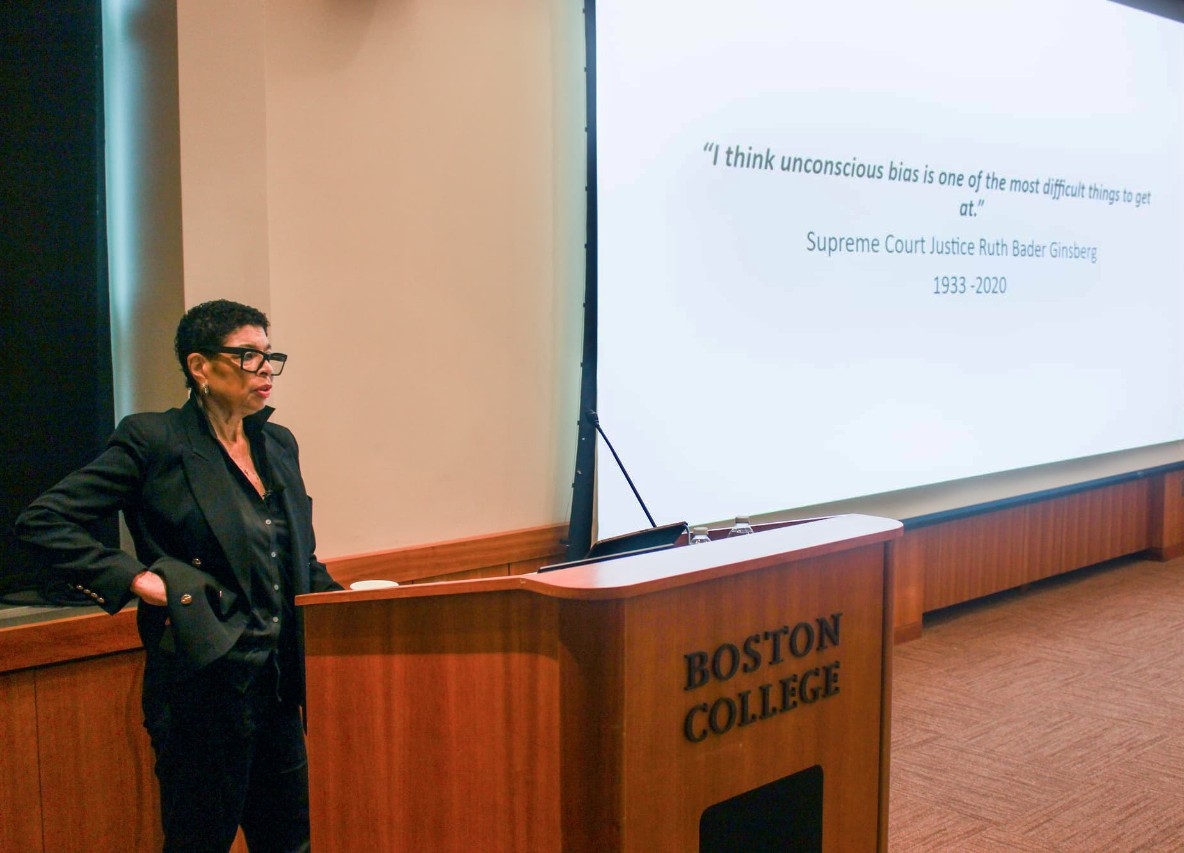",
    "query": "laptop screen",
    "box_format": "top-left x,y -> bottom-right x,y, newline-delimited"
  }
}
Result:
538,521 -> 688,573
